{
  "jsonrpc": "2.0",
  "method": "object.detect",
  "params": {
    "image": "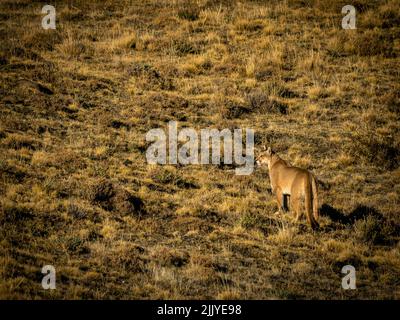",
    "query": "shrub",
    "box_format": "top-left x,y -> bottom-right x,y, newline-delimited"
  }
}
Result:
349,126 -> 399,170
328,29 -> 395,58
128,62 -> 174,90
247,90 -> 288,115
113,189 -> 146,217
178,7 -> 200,21
67,203 -> 88,219
348,111 -> 400,170
222,102 -> 250,119
151,247 -> 189,267
346,29 -> 395,57
239,212 -> 259,229
172,39 -> 202,56
89,179 -> 145,216
354,215 -> 385,245
23,30 -> 62,51
89,179 -> 116,209
148,167 -> 198,189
